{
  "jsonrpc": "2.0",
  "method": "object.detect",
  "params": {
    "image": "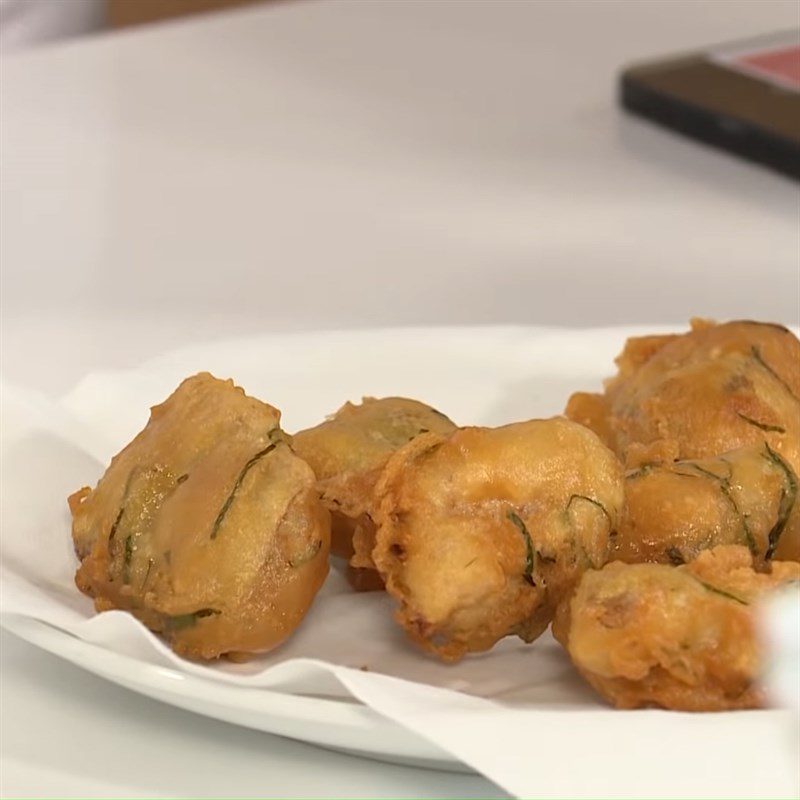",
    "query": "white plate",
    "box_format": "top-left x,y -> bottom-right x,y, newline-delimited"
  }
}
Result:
6,324 -> 796,788
1,614 -> 459,770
